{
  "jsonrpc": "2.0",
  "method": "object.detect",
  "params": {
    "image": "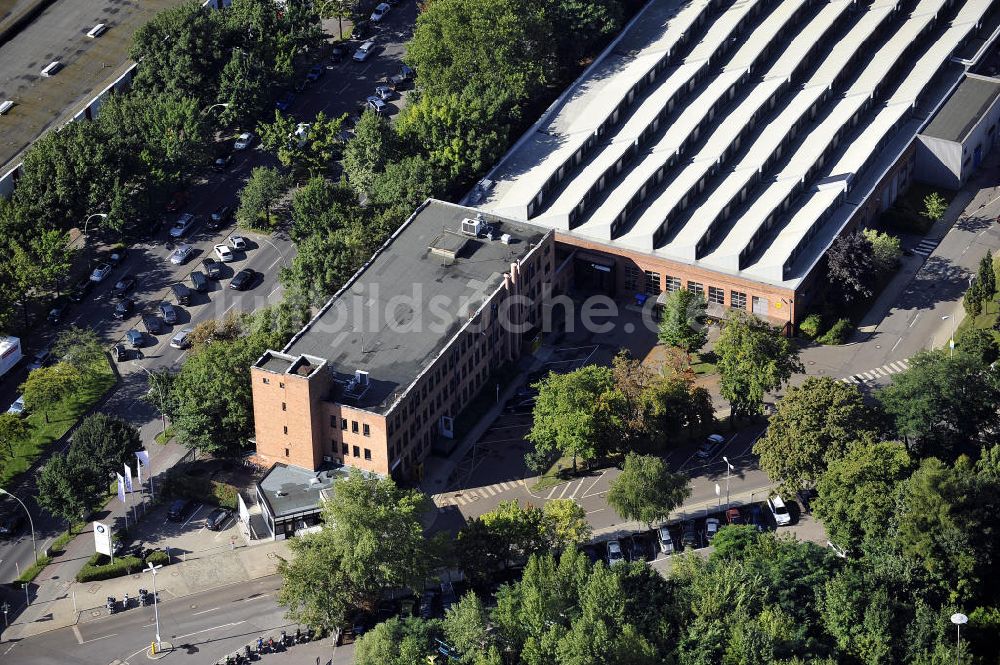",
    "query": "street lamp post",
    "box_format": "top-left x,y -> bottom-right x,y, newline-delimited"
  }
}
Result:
82,213 -> 107,237
951,613 -> 967,665
146,562 -> 163,652
722,456 -> 734,511
0,488 -> 36,563
200,102 -> 231,117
